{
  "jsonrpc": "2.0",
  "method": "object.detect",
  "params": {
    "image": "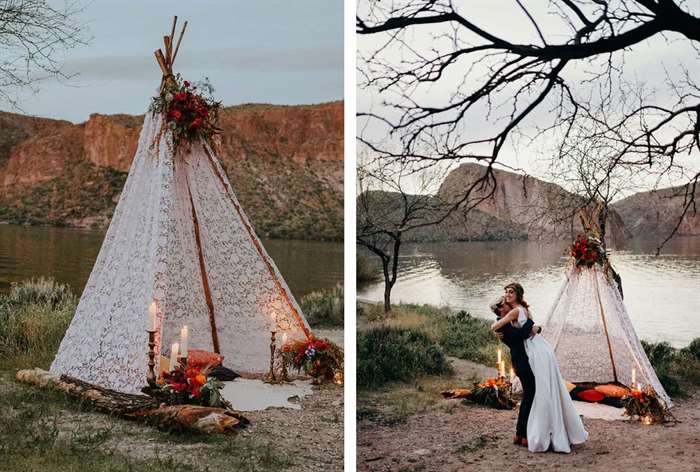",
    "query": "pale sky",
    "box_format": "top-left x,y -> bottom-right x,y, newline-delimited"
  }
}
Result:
3,1 -> 343,123
357,1 -> 700,197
